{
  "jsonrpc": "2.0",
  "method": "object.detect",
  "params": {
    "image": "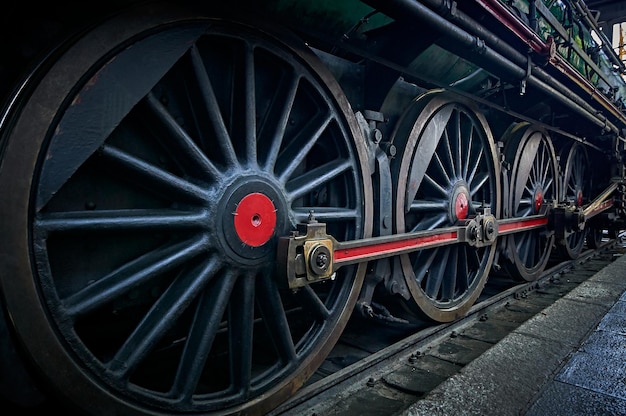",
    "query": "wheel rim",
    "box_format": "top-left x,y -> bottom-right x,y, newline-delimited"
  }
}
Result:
0,9 -> 371,415
558,142 -> 590,259
392,92 -> 500,322
503,123 -> 557,281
